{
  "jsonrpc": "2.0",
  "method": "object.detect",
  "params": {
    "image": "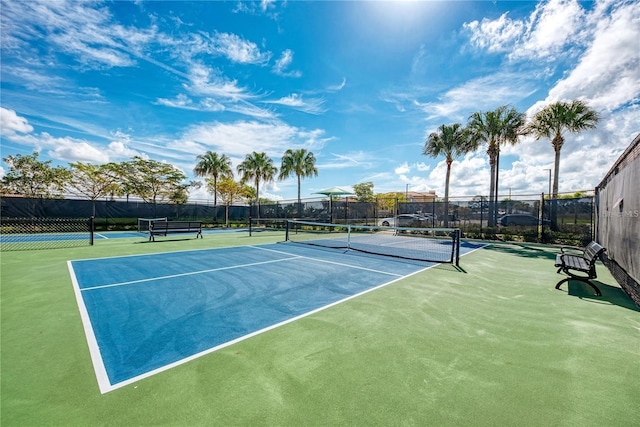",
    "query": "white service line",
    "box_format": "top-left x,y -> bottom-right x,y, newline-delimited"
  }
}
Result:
80,255 -> 302,291
249,245 -> 404,277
